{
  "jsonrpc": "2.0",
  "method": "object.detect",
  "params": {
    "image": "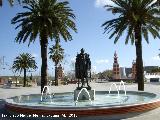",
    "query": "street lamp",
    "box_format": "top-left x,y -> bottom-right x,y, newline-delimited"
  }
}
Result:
52,67 -> 54,85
